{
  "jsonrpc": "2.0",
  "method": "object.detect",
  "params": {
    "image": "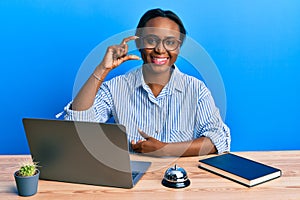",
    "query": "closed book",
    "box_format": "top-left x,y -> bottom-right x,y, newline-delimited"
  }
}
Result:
198,153 -> 281,187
